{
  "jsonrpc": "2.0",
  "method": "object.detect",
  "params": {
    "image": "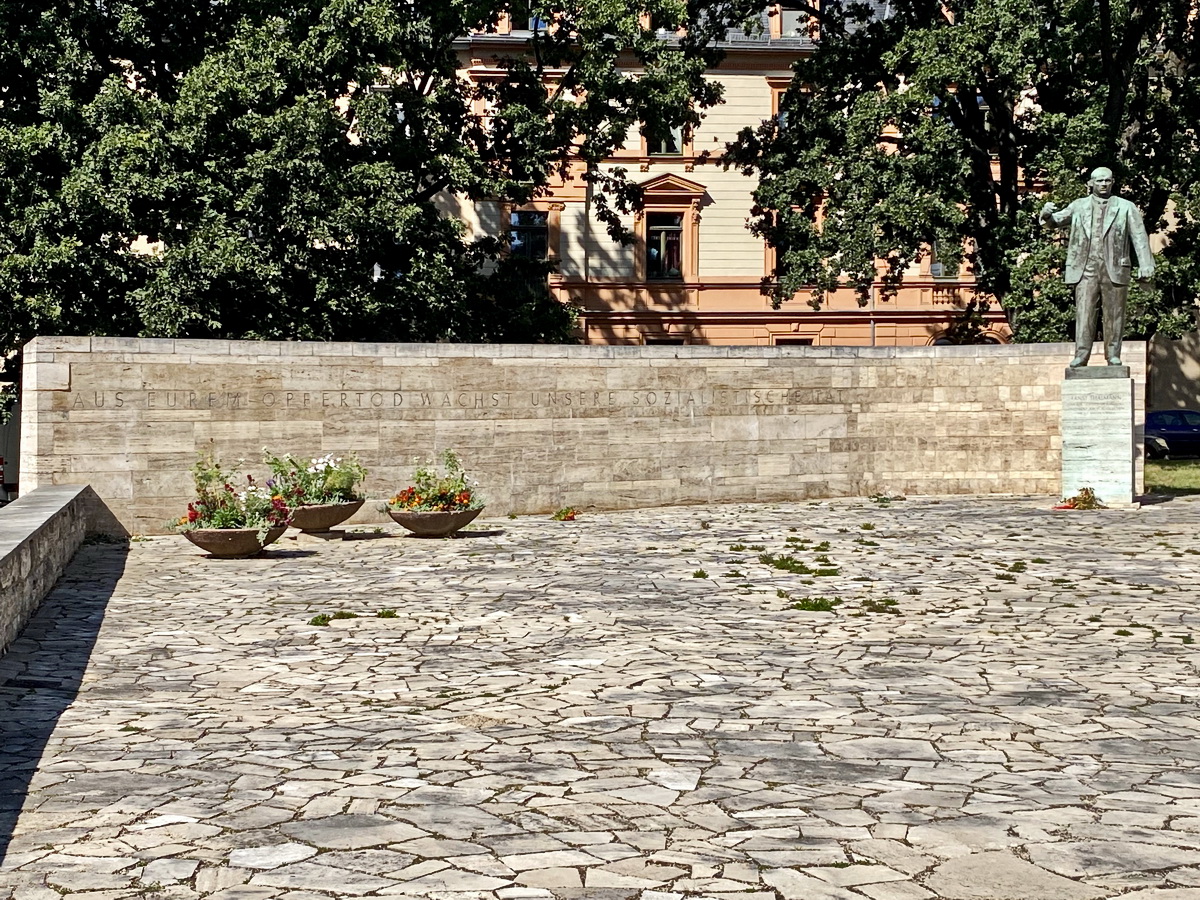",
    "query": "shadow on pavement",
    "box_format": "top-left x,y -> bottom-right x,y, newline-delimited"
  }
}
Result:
0,541 -> 126,868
